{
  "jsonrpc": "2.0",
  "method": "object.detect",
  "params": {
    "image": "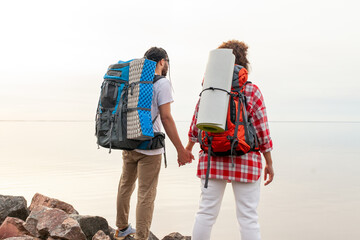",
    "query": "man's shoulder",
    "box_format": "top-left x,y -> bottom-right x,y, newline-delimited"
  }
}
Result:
154,76 -> 170,85
154,77 -> 171,90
